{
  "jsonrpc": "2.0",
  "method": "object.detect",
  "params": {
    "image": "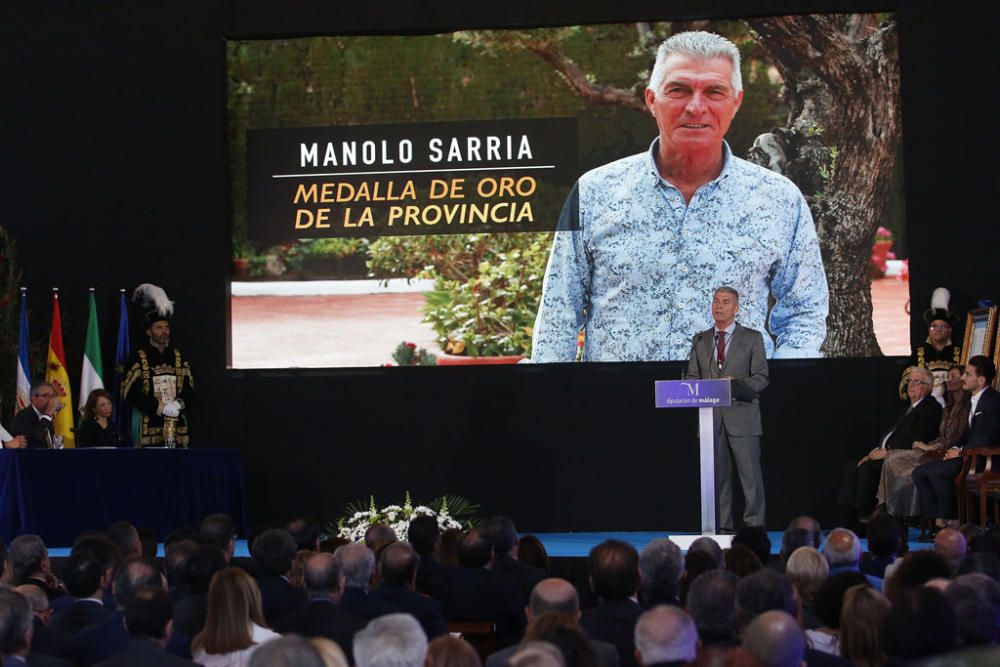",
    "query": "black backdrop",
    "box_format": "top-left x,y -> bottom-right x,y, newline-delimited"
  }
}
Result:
2,0 -> 998,534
